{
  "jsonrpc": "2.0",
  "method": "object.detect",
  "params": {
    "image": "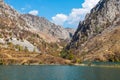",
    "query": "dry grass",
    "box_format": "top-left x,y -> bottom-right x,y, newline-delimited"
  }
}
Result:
0,48 -> 71,65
